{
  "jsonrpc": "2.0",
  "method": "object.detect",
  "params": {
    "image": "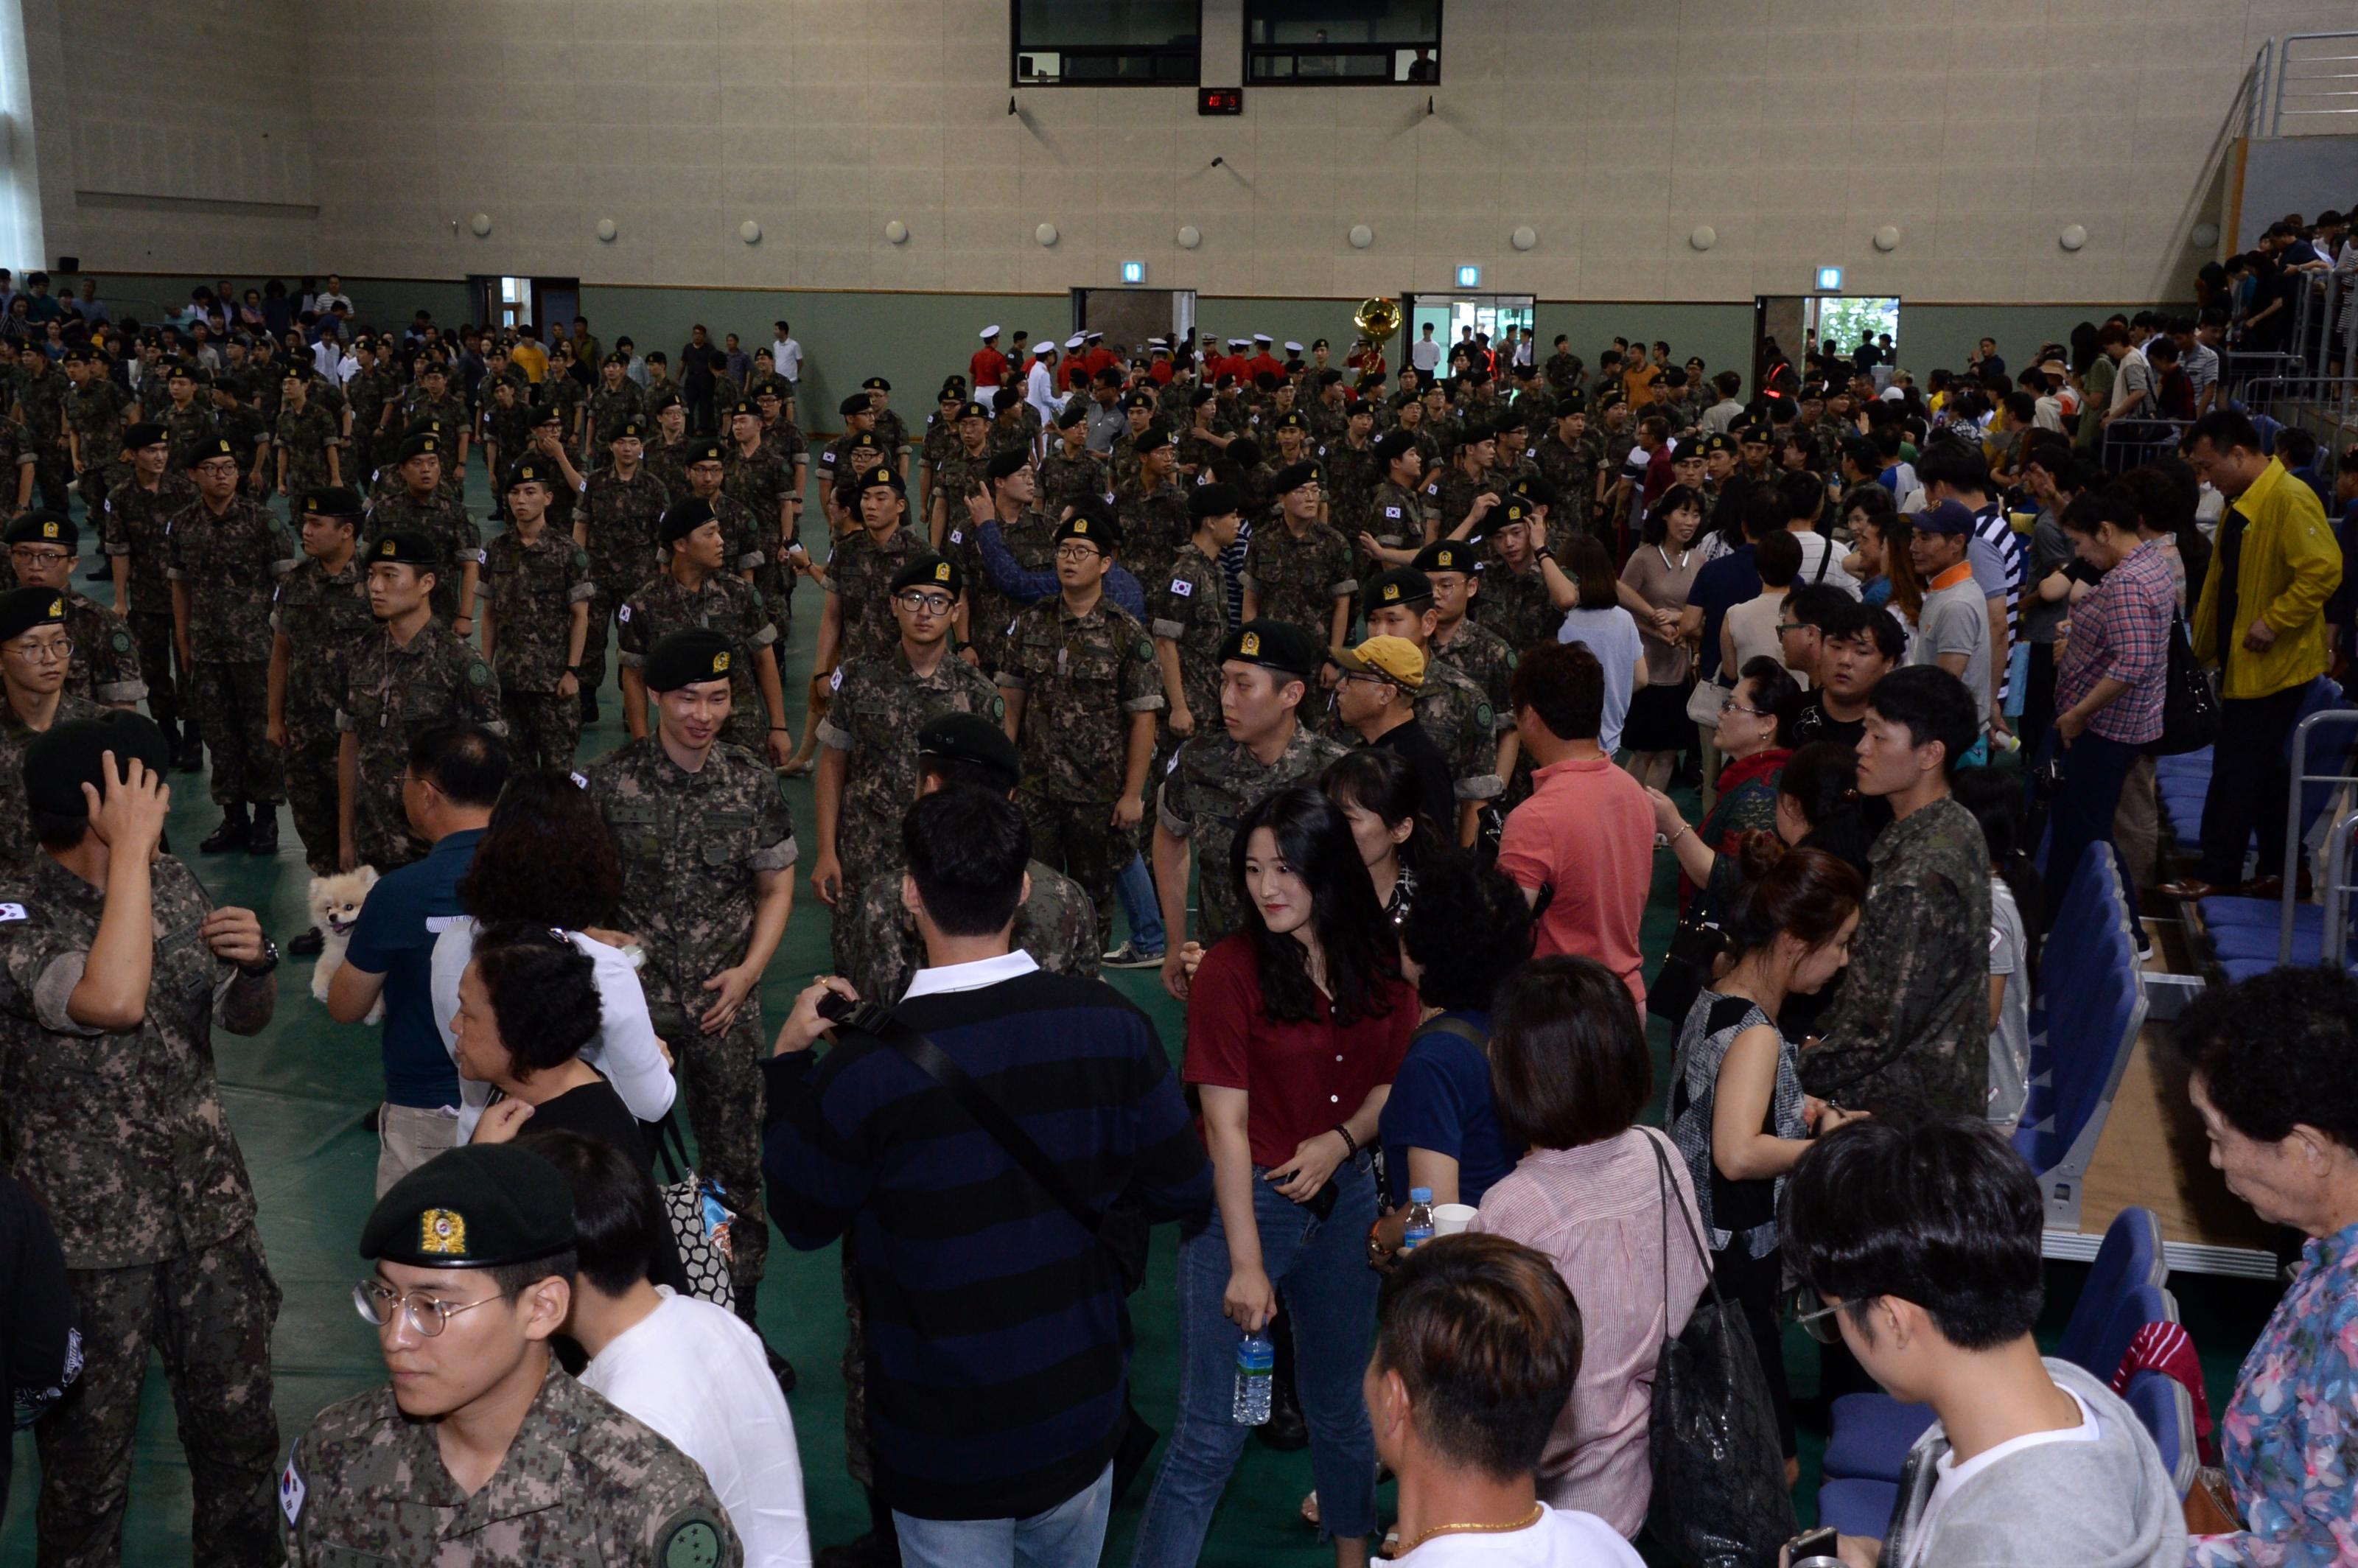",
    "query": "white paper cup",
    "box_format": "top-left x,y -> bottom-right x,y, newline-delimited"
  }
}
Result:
1432,1203 -> 1477,1236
